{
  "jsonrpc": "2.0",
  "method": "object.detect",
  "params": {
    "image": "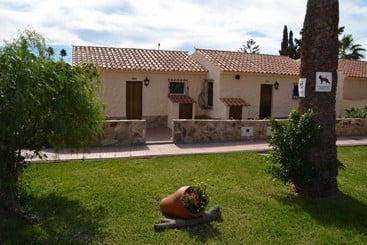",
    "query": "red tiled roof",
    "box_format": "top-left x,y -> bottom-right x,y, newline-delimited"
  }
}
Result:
195,49 -> 367,79
73,46 -> 367,79
195,49 -> 300,76
338,59 -> 367,79
168,95 -> 196,103
220,97 -> 250,107
72,46 -> 207,72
